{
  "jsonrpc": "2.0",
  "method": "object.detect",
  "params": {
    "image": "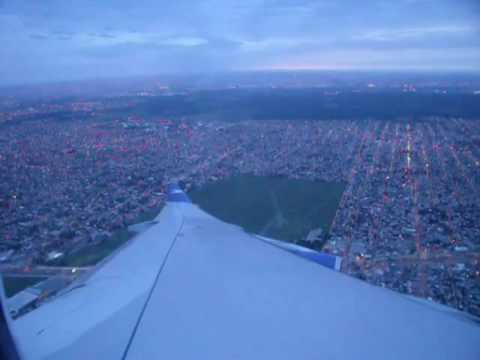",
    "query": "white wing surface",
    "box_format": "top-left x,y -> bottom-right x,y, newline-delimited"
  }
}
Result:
11,185 -> 480,360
